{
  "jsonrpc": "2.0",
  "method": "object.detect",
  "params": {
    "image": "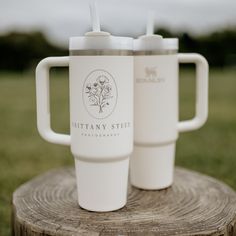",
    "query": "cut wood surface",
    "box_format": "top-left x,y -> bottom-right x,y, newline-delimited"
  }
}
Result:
12,167 -> 236,236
